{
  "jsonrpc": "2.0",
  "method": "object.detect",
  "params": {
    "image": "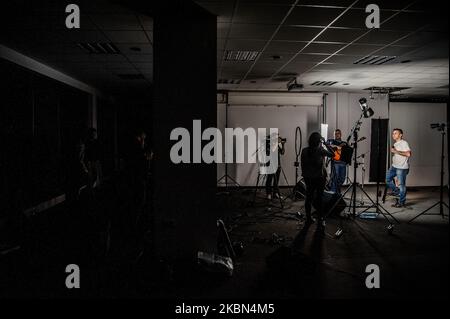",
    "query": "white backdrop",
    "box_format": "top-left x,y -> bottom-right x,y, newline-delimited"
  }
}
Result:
217,104 -> 321,186
217,93 -> 447,187
389,102 -> 448,186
